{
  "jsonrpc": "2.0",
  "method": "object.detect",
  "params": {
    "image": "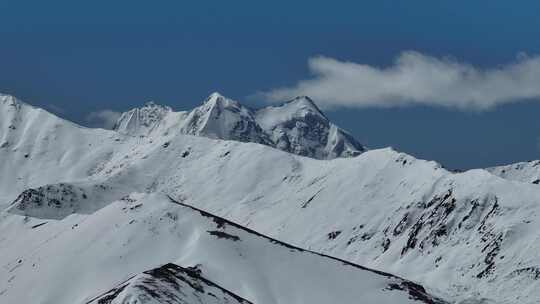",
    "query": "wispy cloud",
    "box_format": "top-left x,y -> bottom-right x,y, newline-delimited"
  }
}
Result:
86,110 -> 121,129
262,51 -> 540,110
